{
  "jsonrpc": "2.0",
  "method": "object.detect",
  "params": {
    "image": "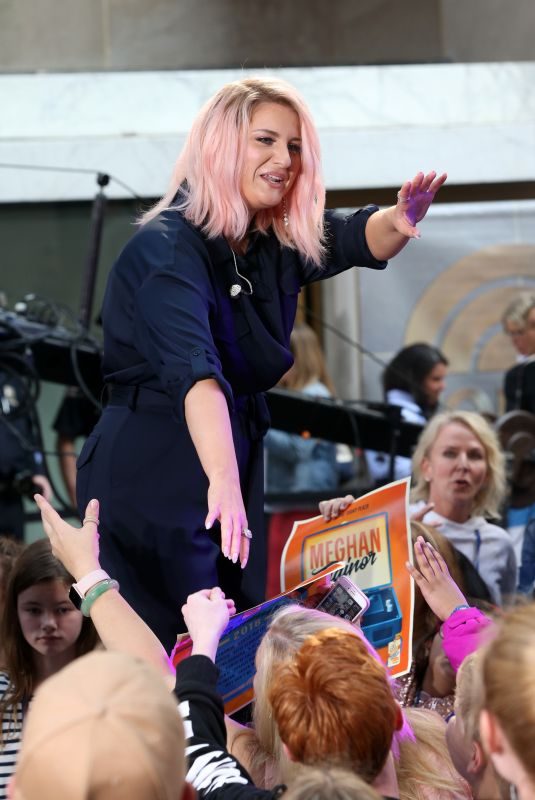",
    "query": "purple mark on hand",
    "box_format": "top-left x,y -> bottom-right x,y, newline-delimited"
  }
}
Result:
406,191 -> 435,226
